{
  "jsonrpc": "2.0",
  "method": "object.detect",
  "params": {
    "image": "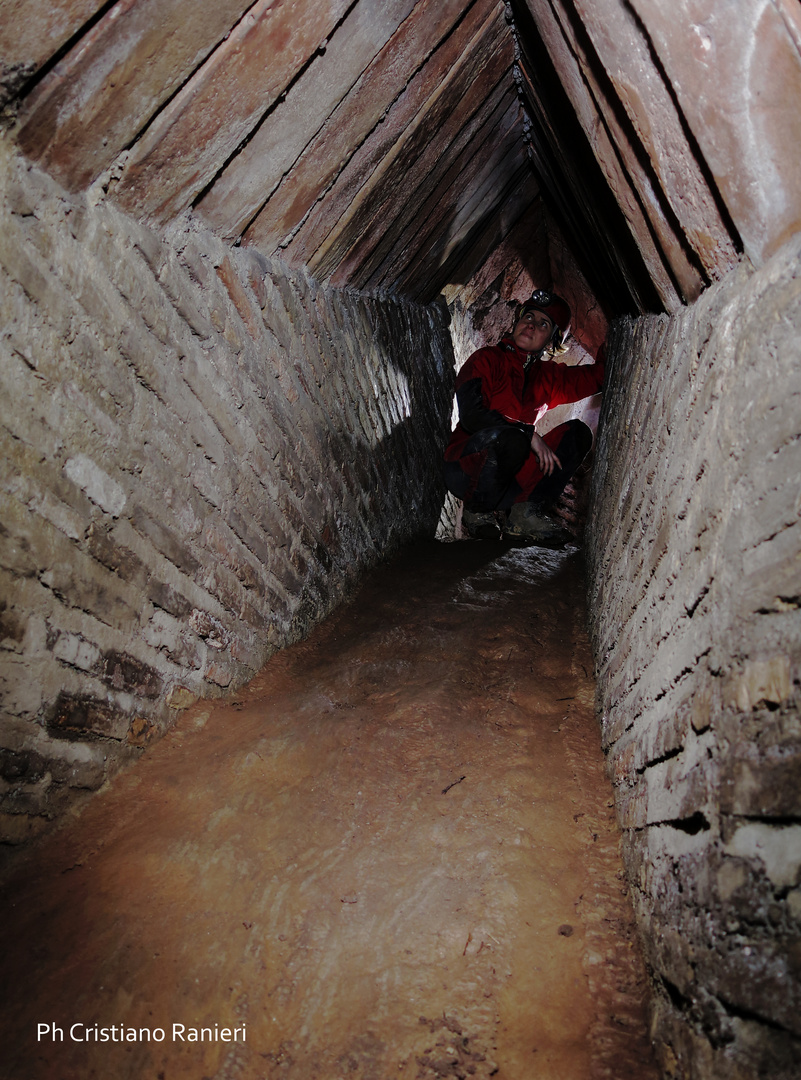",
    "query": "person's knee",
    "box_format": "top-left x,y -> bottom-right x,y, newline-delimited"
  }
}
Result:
564,419 -> 592,459
494,427 -> 530,474
443,459 -> 470,500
